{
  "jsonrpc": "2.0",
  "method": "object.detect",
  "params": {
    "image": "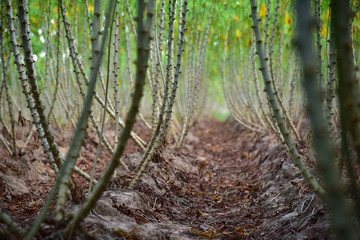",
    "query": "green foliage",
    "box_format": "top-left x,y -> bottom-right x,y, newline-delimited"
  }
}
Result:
17,0 -> 359,100
211,109 -> 230,122
1,0 -> 360,238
